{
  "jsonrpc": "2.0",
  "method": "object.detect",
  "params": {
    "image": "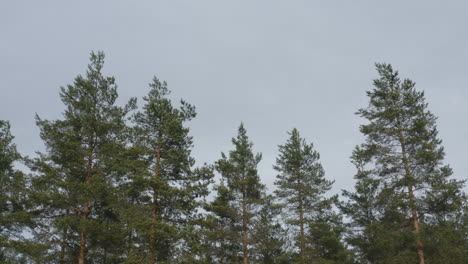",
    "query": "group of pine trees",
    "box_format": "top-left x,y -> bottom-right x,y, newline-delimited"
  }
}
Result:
0,52 -> 466,264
